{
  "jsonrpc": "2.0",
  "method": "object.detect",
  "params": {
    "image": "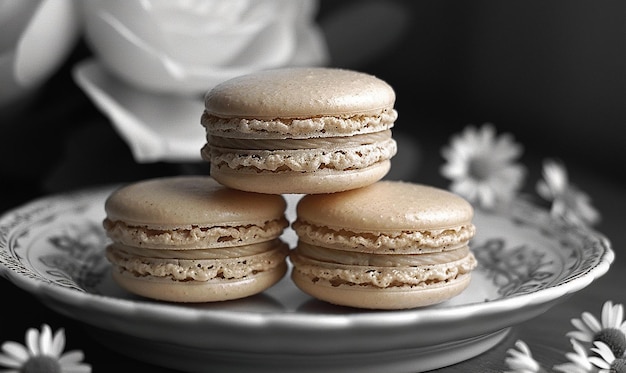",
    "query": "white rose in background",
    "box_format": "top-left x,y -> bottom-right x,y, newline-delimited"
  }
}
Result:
0,0 -> 79,111
80,0 -> 327,95
73,0 -> 328,162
